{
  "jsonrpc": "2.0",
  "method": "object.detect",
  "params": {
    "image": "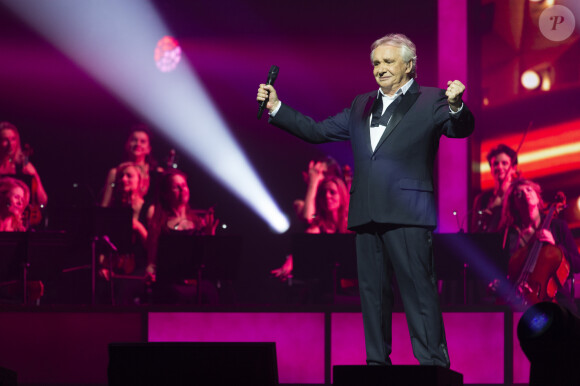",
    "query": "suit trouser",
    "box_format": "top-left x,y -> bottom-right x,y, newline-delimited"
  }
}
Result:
356,225 -> 450,367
